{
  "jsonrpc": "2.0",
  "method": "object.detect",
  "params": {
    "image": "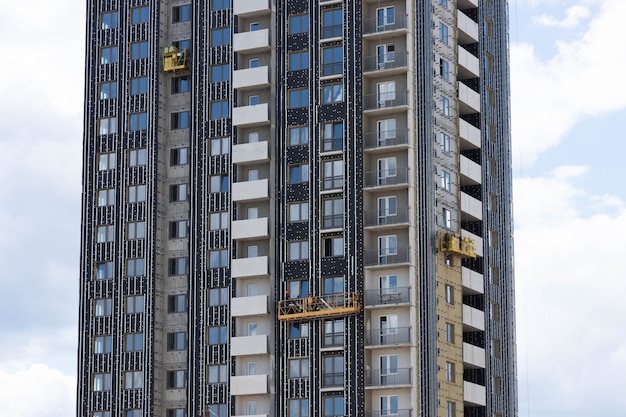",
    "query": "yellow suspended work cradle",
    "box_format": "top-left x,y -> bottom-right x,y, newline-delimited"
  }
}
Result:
278,292 -> 360,321
163,46 -> 190,72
